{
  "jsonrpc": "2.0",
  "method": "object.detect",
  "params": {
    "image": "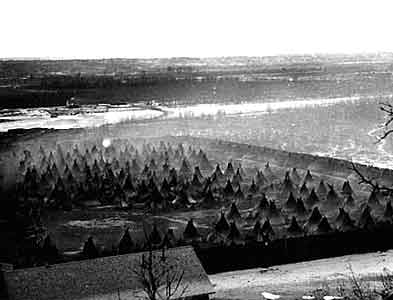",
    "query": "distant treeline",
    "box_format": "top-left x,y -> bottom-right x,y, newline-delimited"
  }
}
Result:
0,73 -> 252,108
0,76 -> 185,108
0,88 -> 75,108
